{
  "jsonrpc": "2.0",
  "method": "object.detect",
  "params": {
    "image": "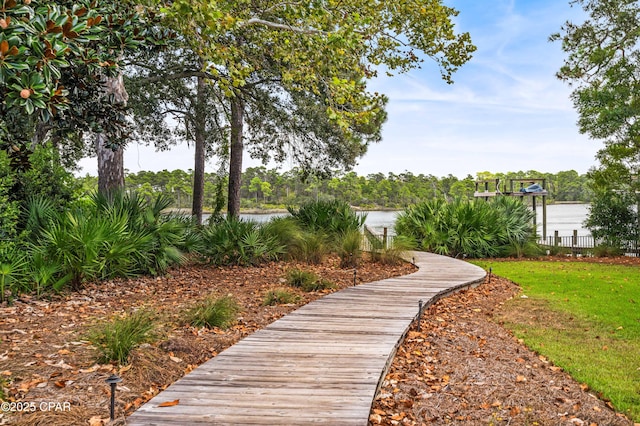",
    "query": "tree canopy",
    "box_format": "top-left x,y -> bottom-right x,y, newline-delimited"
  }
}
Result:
552,0 -> 640,191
